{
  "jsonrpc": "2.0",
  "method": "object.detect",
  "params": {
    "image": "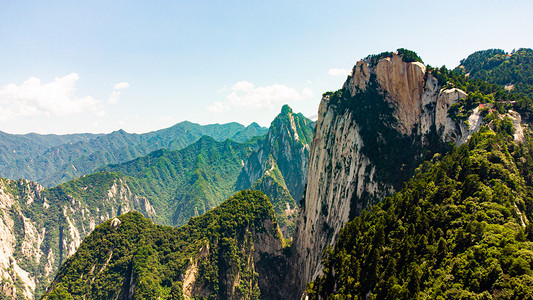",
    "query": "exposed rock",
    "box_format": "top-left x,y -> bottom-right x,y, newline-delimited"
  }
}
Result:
110,218 -> 121,229
182,244 -> 211,299
0,176 -> 157,299
237,105 -> 313,202
287,52 -> 485,297
509,110 -> 525,143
